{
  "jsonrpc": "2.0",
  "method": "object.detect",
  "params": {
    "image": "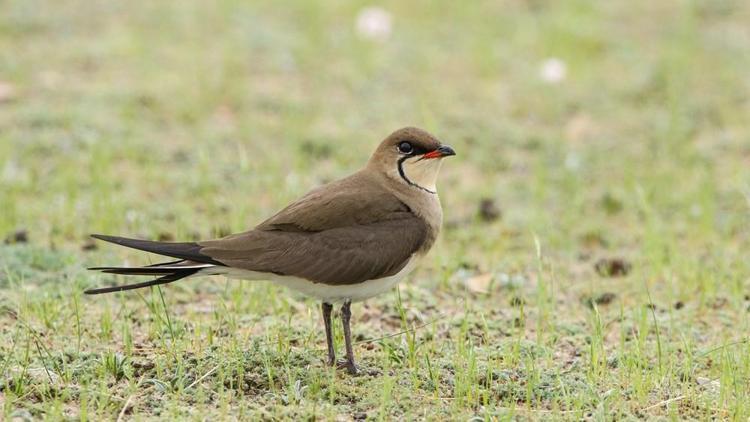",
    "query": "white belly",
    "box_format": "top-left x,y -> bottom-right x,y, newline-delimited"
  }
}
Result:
215,258 -> 418,303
